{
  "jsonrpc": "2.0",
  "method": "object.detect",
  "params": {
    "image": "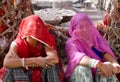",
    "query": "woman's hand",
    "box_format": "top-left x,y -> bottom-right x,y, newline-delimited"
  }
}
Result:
98,62 -> 120,77
97,62 -> 114,77
112,63 -> 120,74
34,56 -> 54,69
100,52 -> 120,77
